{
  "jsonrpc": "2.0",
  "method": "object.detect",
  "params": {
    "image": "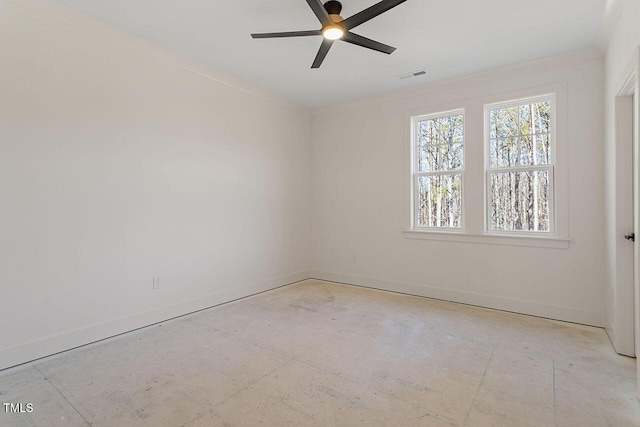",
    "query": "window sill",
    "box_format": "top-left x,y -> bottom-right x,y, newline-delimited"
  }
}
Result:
403,230 -> 569,249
